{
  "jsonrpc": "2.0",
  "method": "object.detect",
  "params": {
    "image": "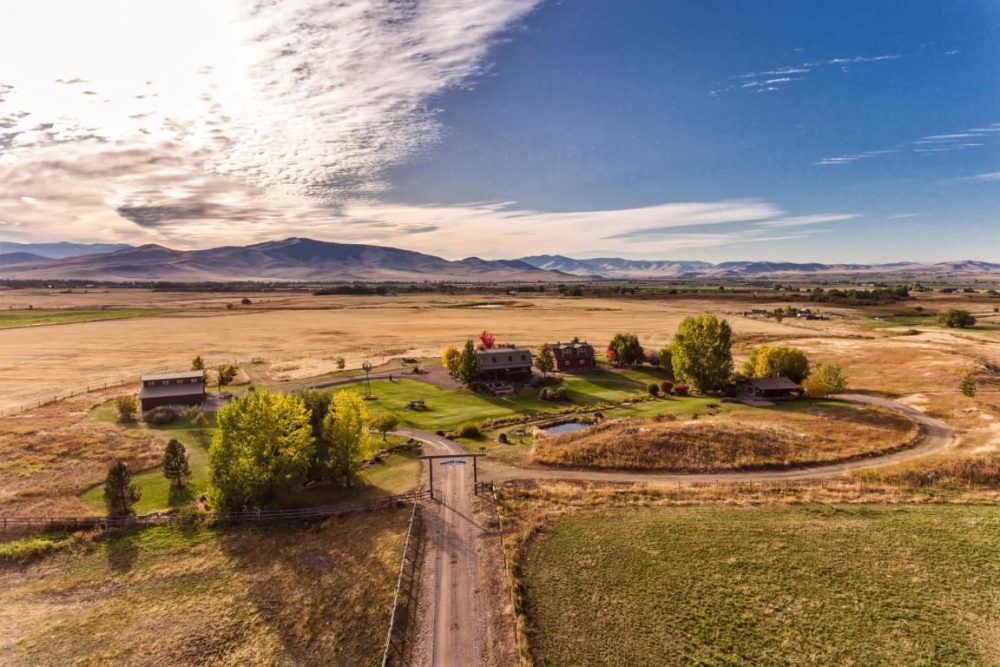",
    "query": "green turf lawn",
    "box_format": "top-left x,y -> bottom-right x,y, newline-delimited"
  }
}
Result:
0,307 -> 171,329
522,505 -> 1000,666
360,369 -> 680,432
83,402 -> 421,514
